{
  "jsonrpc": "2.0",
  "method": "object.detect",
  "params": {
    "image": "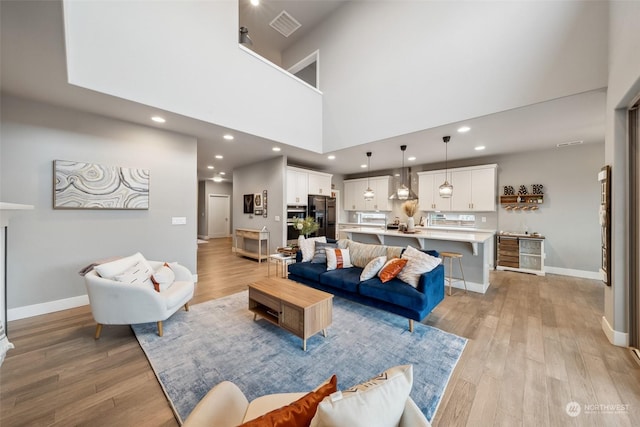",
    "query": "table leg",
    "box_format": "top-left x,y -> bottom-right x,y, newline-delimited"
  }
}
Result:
303,339 -> 307,352
322,329 -> 327,337
253,313 -> 257,321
